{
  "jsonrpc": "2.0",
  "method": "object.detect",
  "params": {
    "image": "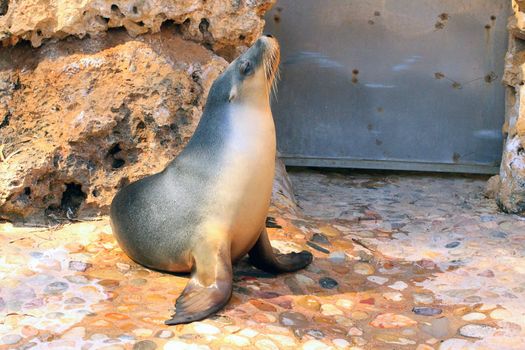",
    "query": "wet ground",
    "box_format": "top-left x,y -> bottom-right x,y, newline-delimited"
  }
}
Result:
0,169 -> 524,349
